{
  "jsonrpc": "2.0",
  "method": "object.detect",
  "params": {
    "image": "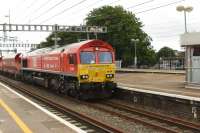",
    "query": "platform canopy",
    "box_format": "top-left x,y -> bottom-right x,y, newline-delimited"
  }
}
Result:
180,32 -> 200,46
